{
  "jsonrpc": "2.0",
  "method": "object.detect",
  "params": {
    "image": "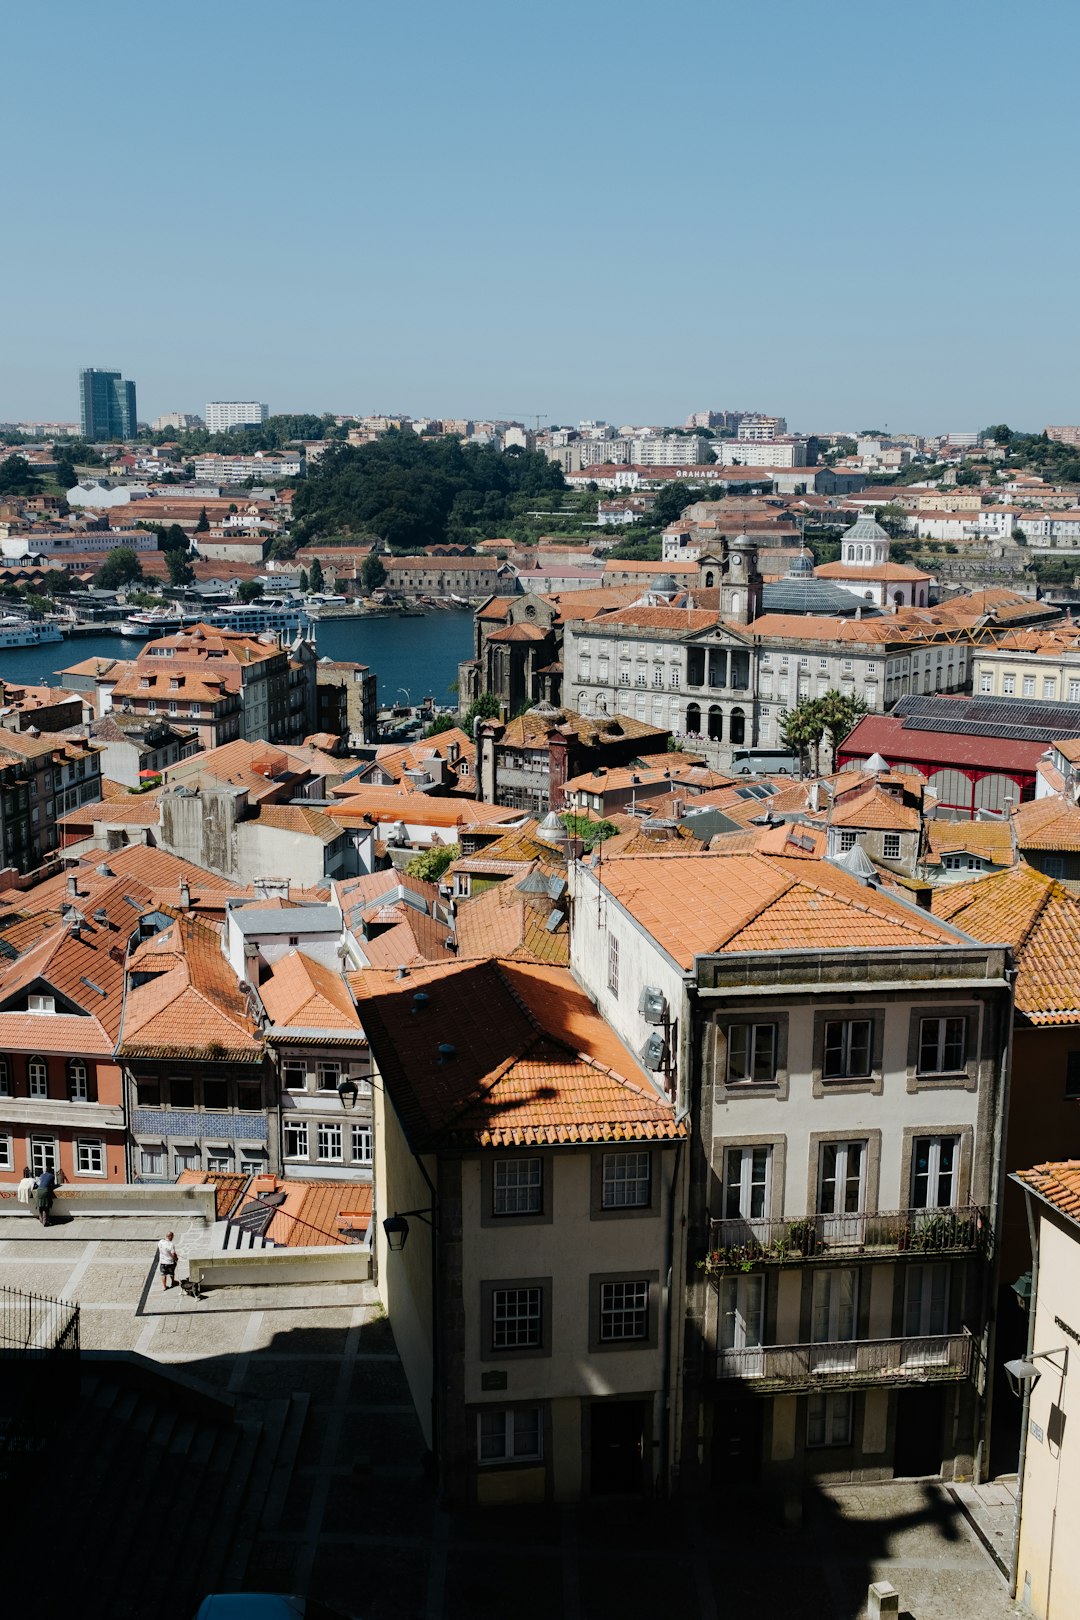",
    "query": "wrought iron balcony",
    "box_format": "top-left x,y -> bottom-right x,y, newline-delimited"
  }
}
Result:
705,1206 -> 986,1272
716,1330 -> 975,1391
